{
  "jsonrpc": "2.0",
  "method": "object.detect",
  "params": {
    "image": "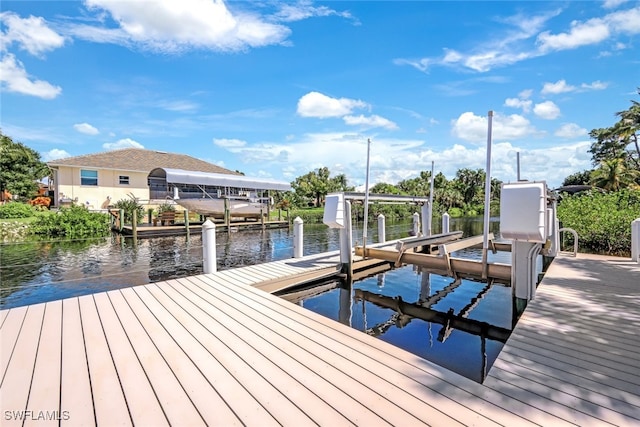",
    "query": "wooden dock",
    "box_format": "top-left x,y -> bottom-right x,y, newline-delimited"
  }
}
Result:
1,252 -> 639,425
